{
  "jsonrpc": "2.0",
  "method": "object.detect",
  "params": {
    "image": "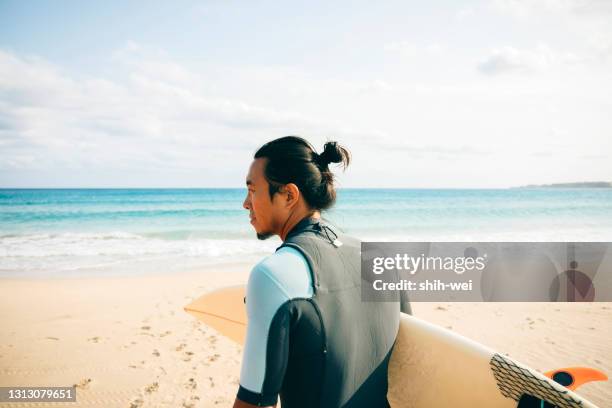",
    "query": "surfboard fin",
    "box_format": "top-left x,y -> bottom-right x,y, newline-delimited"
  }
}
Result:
544,367 -> 608,391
